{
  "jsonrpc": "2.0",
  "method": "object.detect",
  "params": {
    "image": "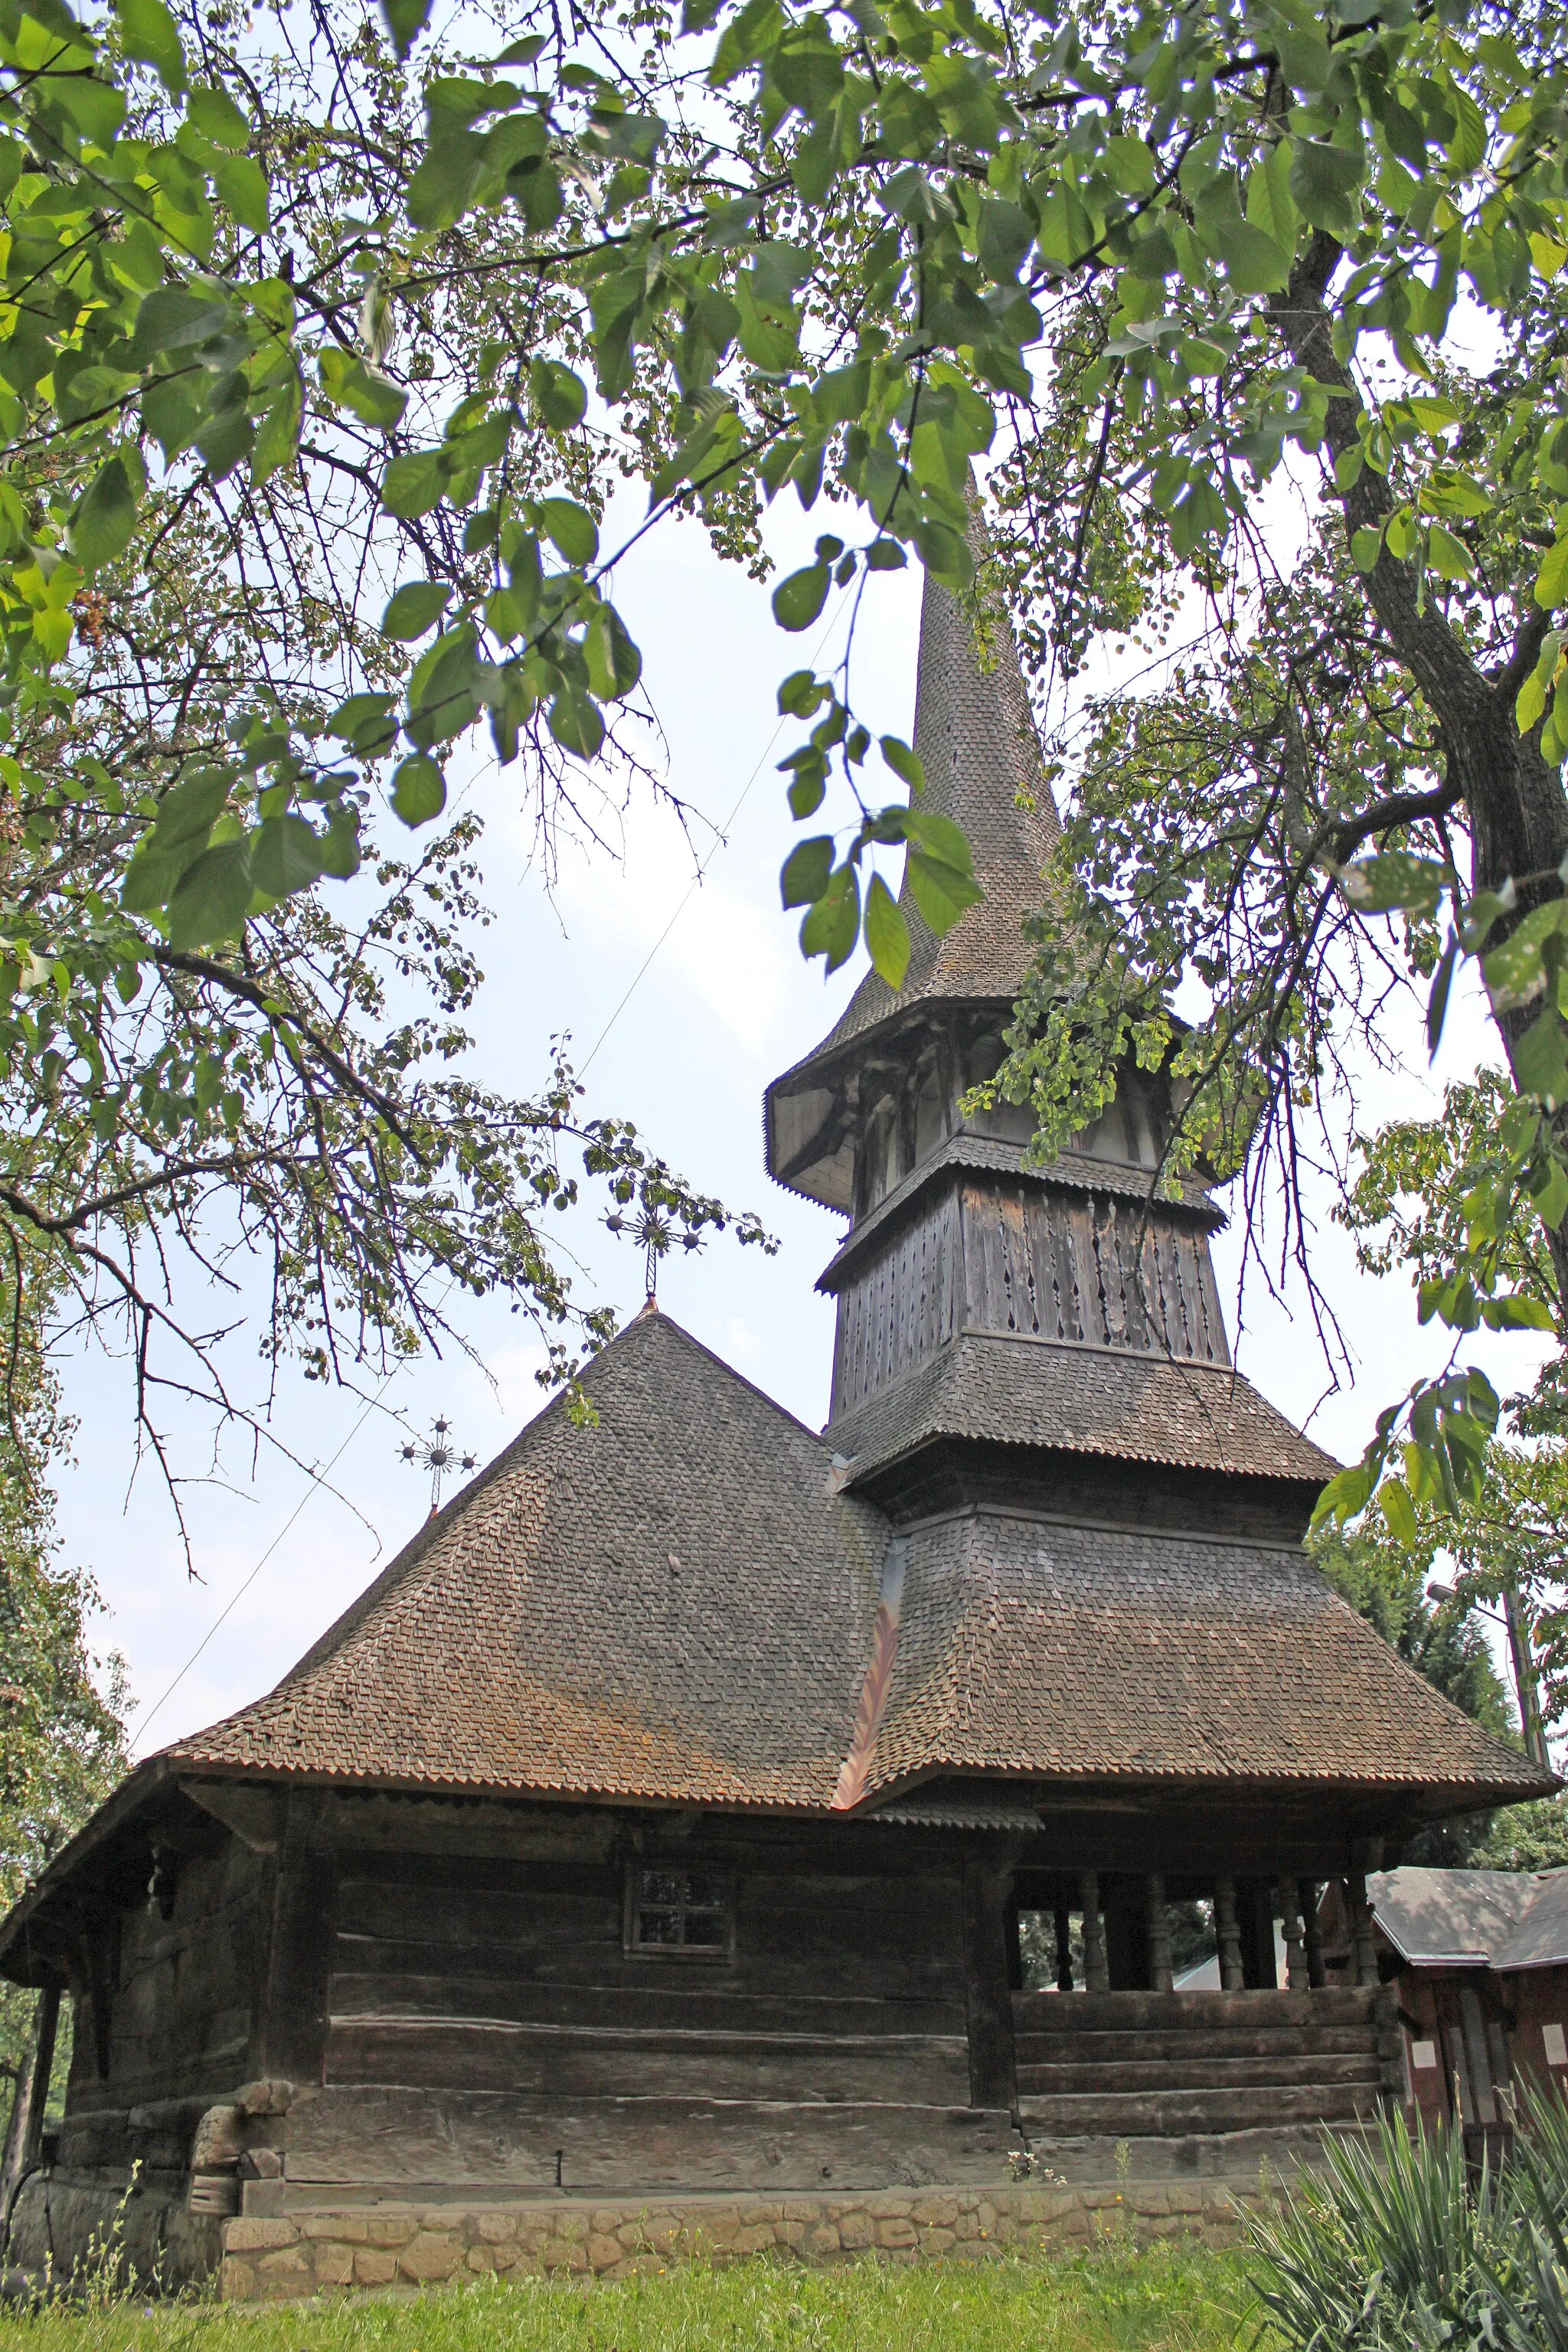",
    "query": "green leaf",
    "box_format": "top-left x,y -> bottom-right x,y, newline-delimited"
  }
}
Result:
1334,851 -> 1446,915
905,808 -> 976,874
799,861 -> 860,974
249,814 -> 325,899
880,736 -> 925,793
1351,525 -> 1383,573
381,580 -> 452,641
152,765 -> 230,848
165,838 -> 254,949
547,685 -> 605,759
1536,537 -> 1568,611
69,452 -> 142,571
390,755 -> 446,825
211,150 -> 268,232
382,0 -> 432,60
1380,1478 -> 1417,1546
186,83 -> 248,146
537,498 -> 598,565
864,871 -> 910,989
1426,521 -> 1472,582
773,562 -> 830,632
1210,217 -> 1291,296
318,348 -> 406,430
250,368 -> 302,488
530,359 -> 587,430
1289,139 -> 1364,239
1514,1009 -> 1568,1109
1245,137 -> 1297,257
780,835 -> 833,910
115,0 -> 185,90
777,670 -> 827,717
907,851 -> 984,934
584,603 -> 642,701
1310,1460 -> 1374,1529
381,450 -> 449,520
132,285 -> 230,362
